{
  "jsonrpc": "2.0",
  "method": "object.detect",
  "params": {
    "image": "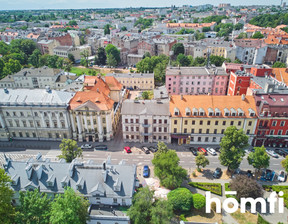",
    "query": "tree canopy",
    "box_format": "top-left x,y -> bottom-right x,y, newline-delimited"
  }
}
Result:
281,156 -> 288,173
219,126 -> 249,171
192,193 -> 206,209
251,31 -> 264,39
172,43 -> 184,57
272,61 -> 286,68
152,143 -> 187,189
167,188 -> 193,212
58,139 -> 83,162
247,146 -> 270,171
105,44 -> 120,65
195,152 -> 209,170
249,13 -> 288,28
